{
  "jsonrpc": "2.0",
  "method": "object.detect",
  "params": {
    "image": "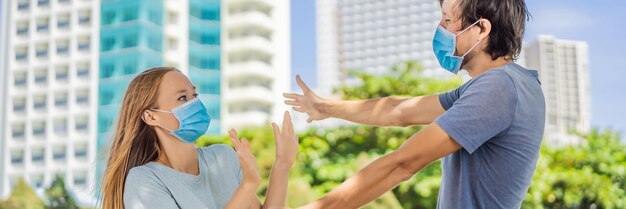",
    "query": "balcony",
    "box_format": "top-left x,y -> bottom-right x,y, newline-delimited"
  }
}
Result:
224,35 -> 273,55
226,111 -> 271,128
225,11 -> 273,32
225,61 -> 274,80
225,85 -> 274,105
